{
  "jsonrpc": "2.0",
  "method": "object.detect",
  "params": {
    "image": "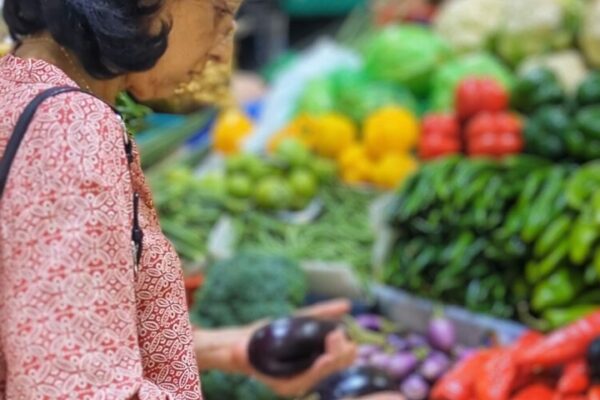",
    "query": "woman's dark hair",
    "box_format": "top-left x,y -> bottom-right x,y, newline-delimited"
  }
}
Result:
3,0 -> 170,78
